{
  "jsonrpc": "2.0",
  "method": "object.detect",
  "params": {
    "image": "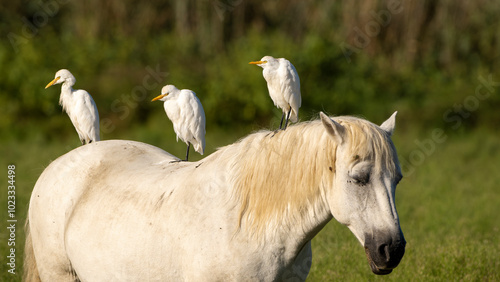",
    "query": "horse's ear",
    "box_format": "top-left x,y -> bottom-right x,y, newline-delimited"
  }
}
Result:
380,111 -> 398,136
320,112 -> 345,144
